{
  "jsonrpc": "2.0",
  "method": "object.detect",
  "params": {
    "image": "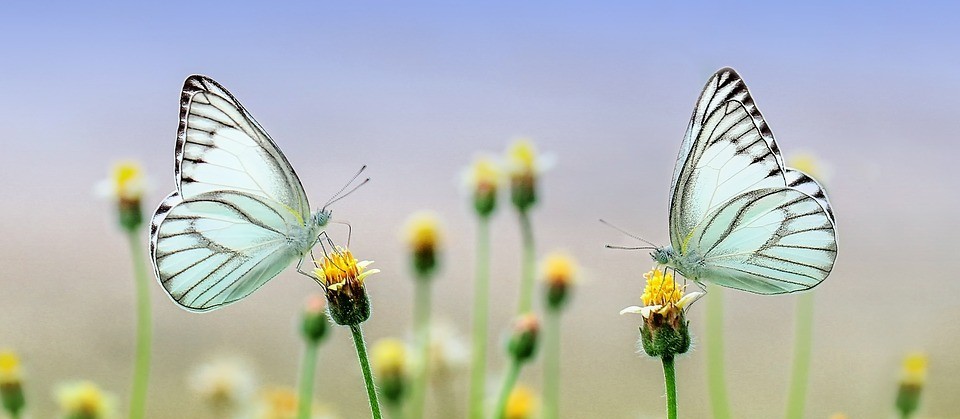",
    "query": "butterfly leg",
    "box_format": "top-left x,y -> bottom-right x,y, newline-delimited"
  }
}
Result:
296,257 -> 318,281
